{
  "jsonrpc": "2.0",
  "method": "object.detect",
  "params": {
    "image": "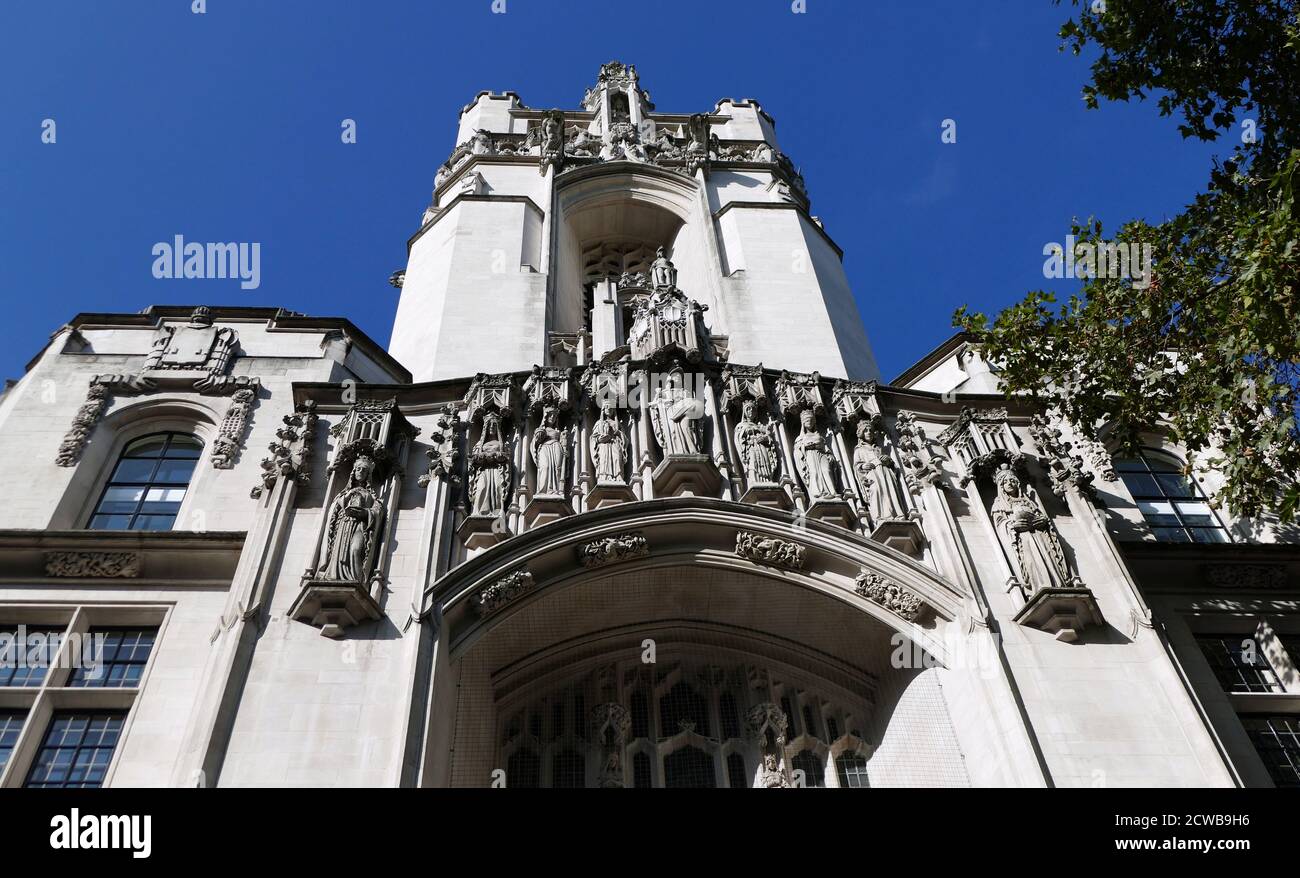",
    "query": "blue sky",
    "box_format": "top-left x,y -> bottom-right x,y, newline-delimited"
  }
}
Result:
0,0 -> 1225,382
